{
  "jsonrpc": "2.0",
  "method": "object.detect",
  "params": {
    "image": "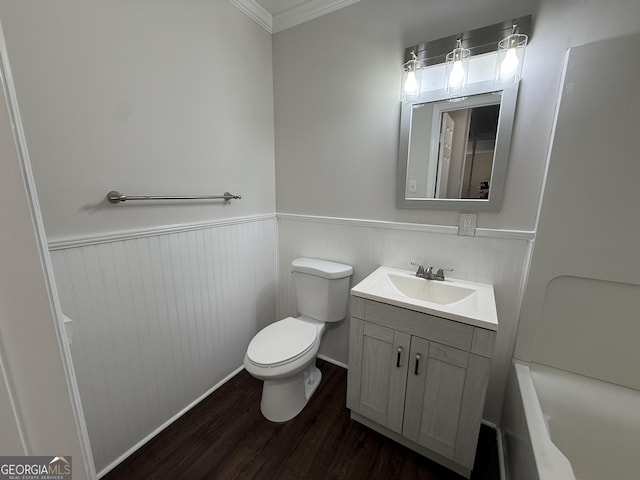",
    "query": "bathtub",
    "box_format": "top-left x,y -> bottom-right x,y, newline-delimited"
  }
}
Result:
503,360 -> 640,480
